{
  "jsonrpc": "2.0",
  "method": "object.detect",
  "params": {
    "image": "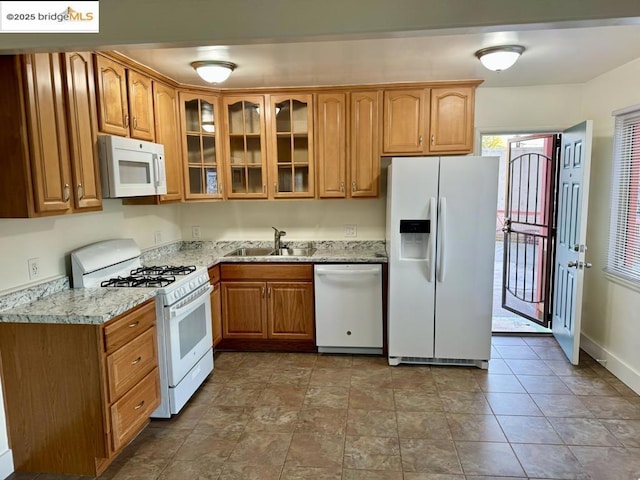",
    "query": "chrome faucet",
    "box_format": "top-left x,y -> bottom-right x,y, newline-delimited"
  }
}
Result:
272,226 -> 286,251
